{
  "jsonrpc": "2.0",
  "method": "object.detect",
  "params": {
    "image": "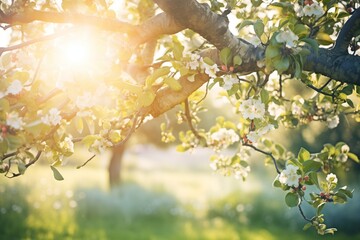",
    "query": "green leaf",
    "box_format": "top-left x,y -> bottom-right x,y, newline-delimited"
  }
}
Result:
303,223 -> 313,231
347,152 -> 359,163
265,44 -> 281,59
139,90 -> 156,107
260,89 -> 269,104
220,47 -> 232,66
309,172 -> 320,188
254,20 -> 264,39
50,166 -> 64,181
298,147 -> 311,162
173,42 -> 184,61
273,179 -> 282,188
317,32 -> 334,45
285,192 -> 300,207
293,24 -> 308,38
301,38 -> 319,54
273,56 -> 290,74
237,20 -> 253,31
146,67 -> 171,86
302,159 -> 322,173
164,77 -> 182,91
338,187 -> 353,198
317,202 -> 326,215
233,55 -> 242,66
